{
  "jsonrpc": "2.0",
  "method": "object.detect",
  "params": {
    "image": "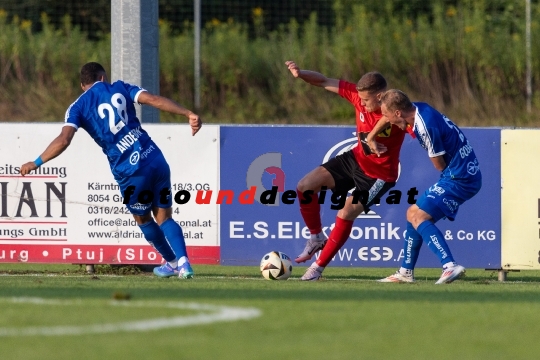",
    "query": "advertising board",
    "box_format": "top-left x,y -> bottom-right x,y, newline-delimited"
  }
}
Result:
220,126 -> 501,269
501,129 -> 540,269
